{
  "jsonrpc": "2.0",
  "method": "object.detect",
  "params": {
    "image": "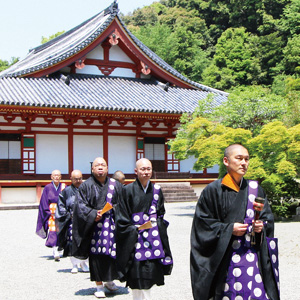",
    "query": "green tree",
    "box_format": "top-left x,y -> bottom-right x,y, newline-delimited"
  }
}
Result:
0,60 -> 10,72
246,121 -> 300,215
0,57 -> 19,72
41,31 -> 65,44
132,18 -> 210,81
169,117 -> 300,216
256,32 -> 285,84
169,117 -> 252,173
131,23 -> 179,66
280,0 -> 300,36
212,85 -> 286,135
121,0 -> 296,90
202,28 -> 262,89
272,74 -> 300,127
279,35 -> 300,74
